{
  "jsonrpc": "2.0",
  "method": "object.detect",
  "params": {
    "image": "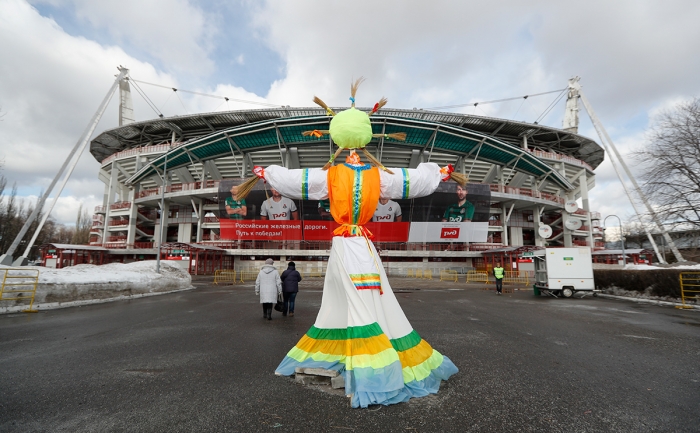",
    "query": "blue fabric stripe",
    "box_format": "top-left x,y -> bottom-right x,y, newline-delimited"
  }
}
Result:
275,356 -> 345,376
401,168 -> 410,199
275,350 -> 459,409
343,163 -> 372,171
349,355 -> 459,408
